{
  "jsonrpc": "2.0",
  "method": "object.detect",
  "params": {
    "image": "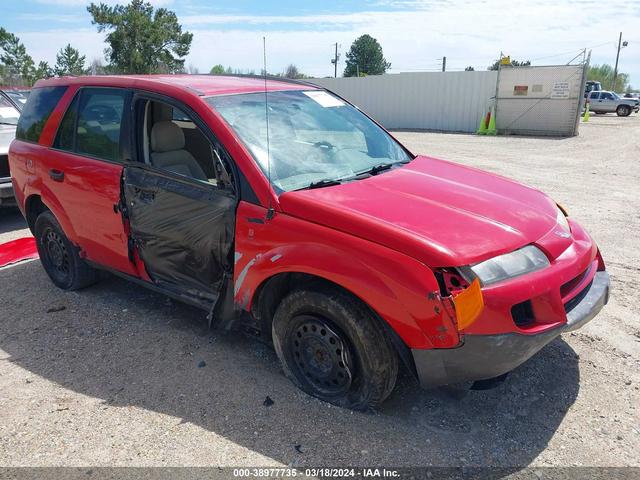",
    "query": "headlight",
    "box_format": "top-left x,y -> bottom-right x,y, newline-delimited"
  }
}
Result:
460,245 -> 550,286
556,204 -> 570,233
